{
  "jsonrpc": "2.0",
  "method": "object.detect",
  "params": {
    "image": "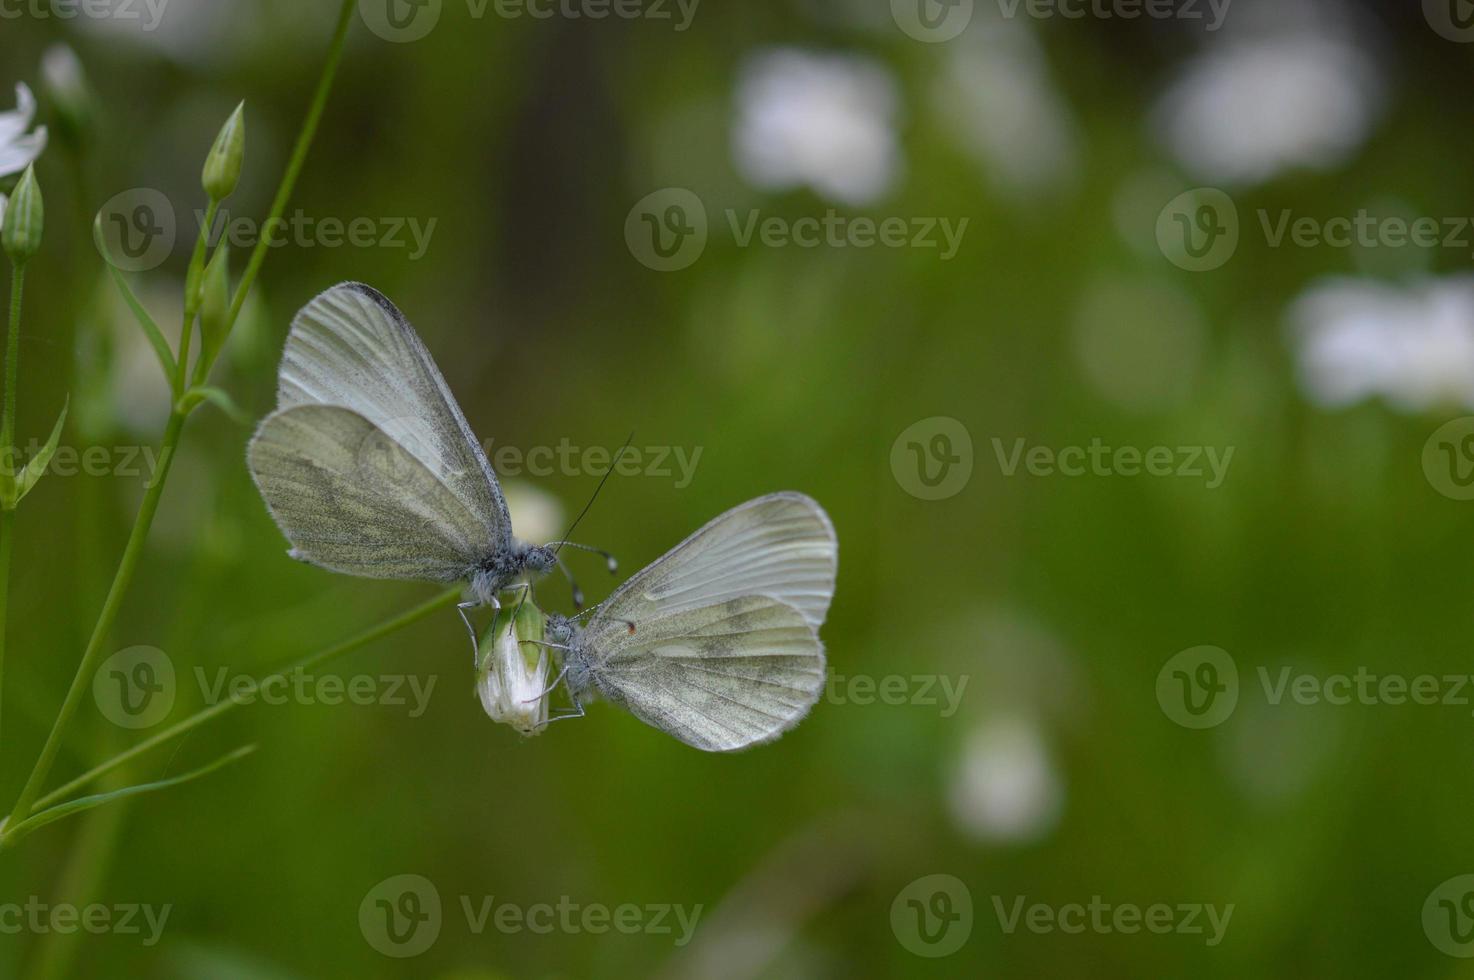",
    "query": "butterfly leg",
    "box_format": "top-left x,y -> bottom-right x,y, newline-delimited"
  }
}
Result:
457,600 -> 484,669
